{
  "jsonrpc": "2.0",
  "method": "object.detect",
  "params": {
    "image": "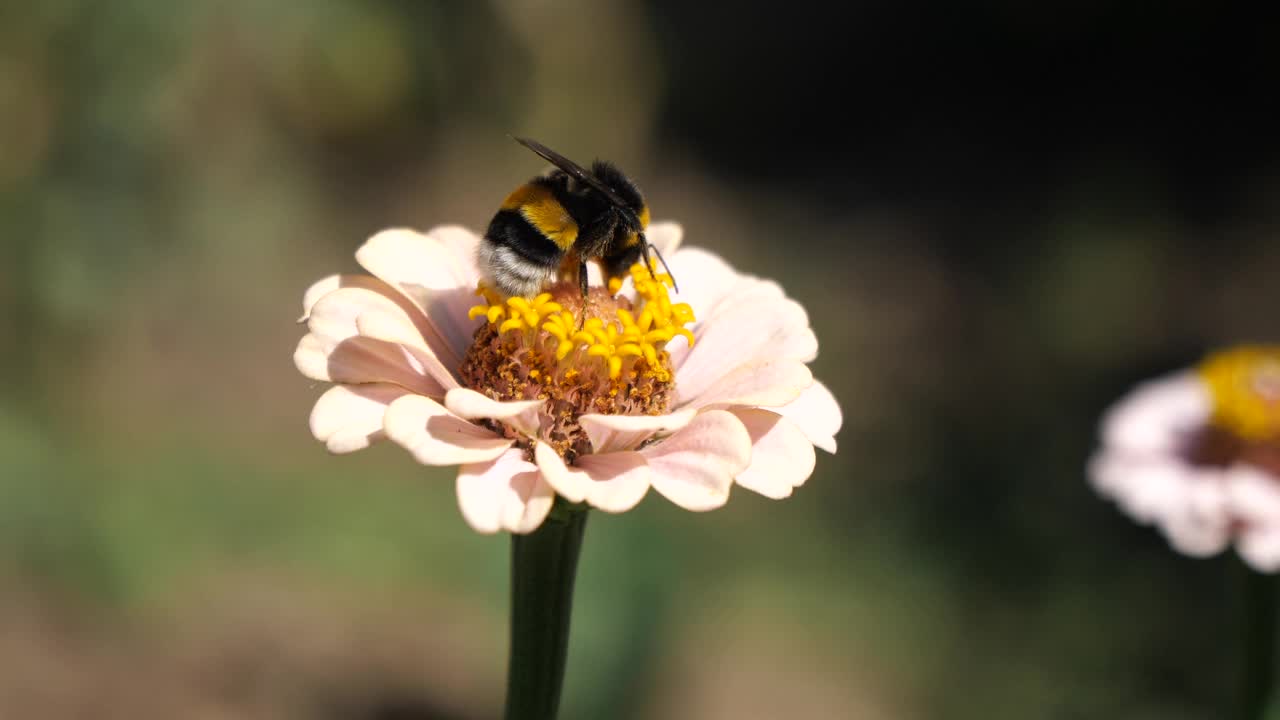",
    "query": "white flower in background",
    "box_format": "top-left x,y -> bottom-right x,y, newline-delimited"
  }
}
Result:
295,222 -> 842,534
1089,347 -> 1280,570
